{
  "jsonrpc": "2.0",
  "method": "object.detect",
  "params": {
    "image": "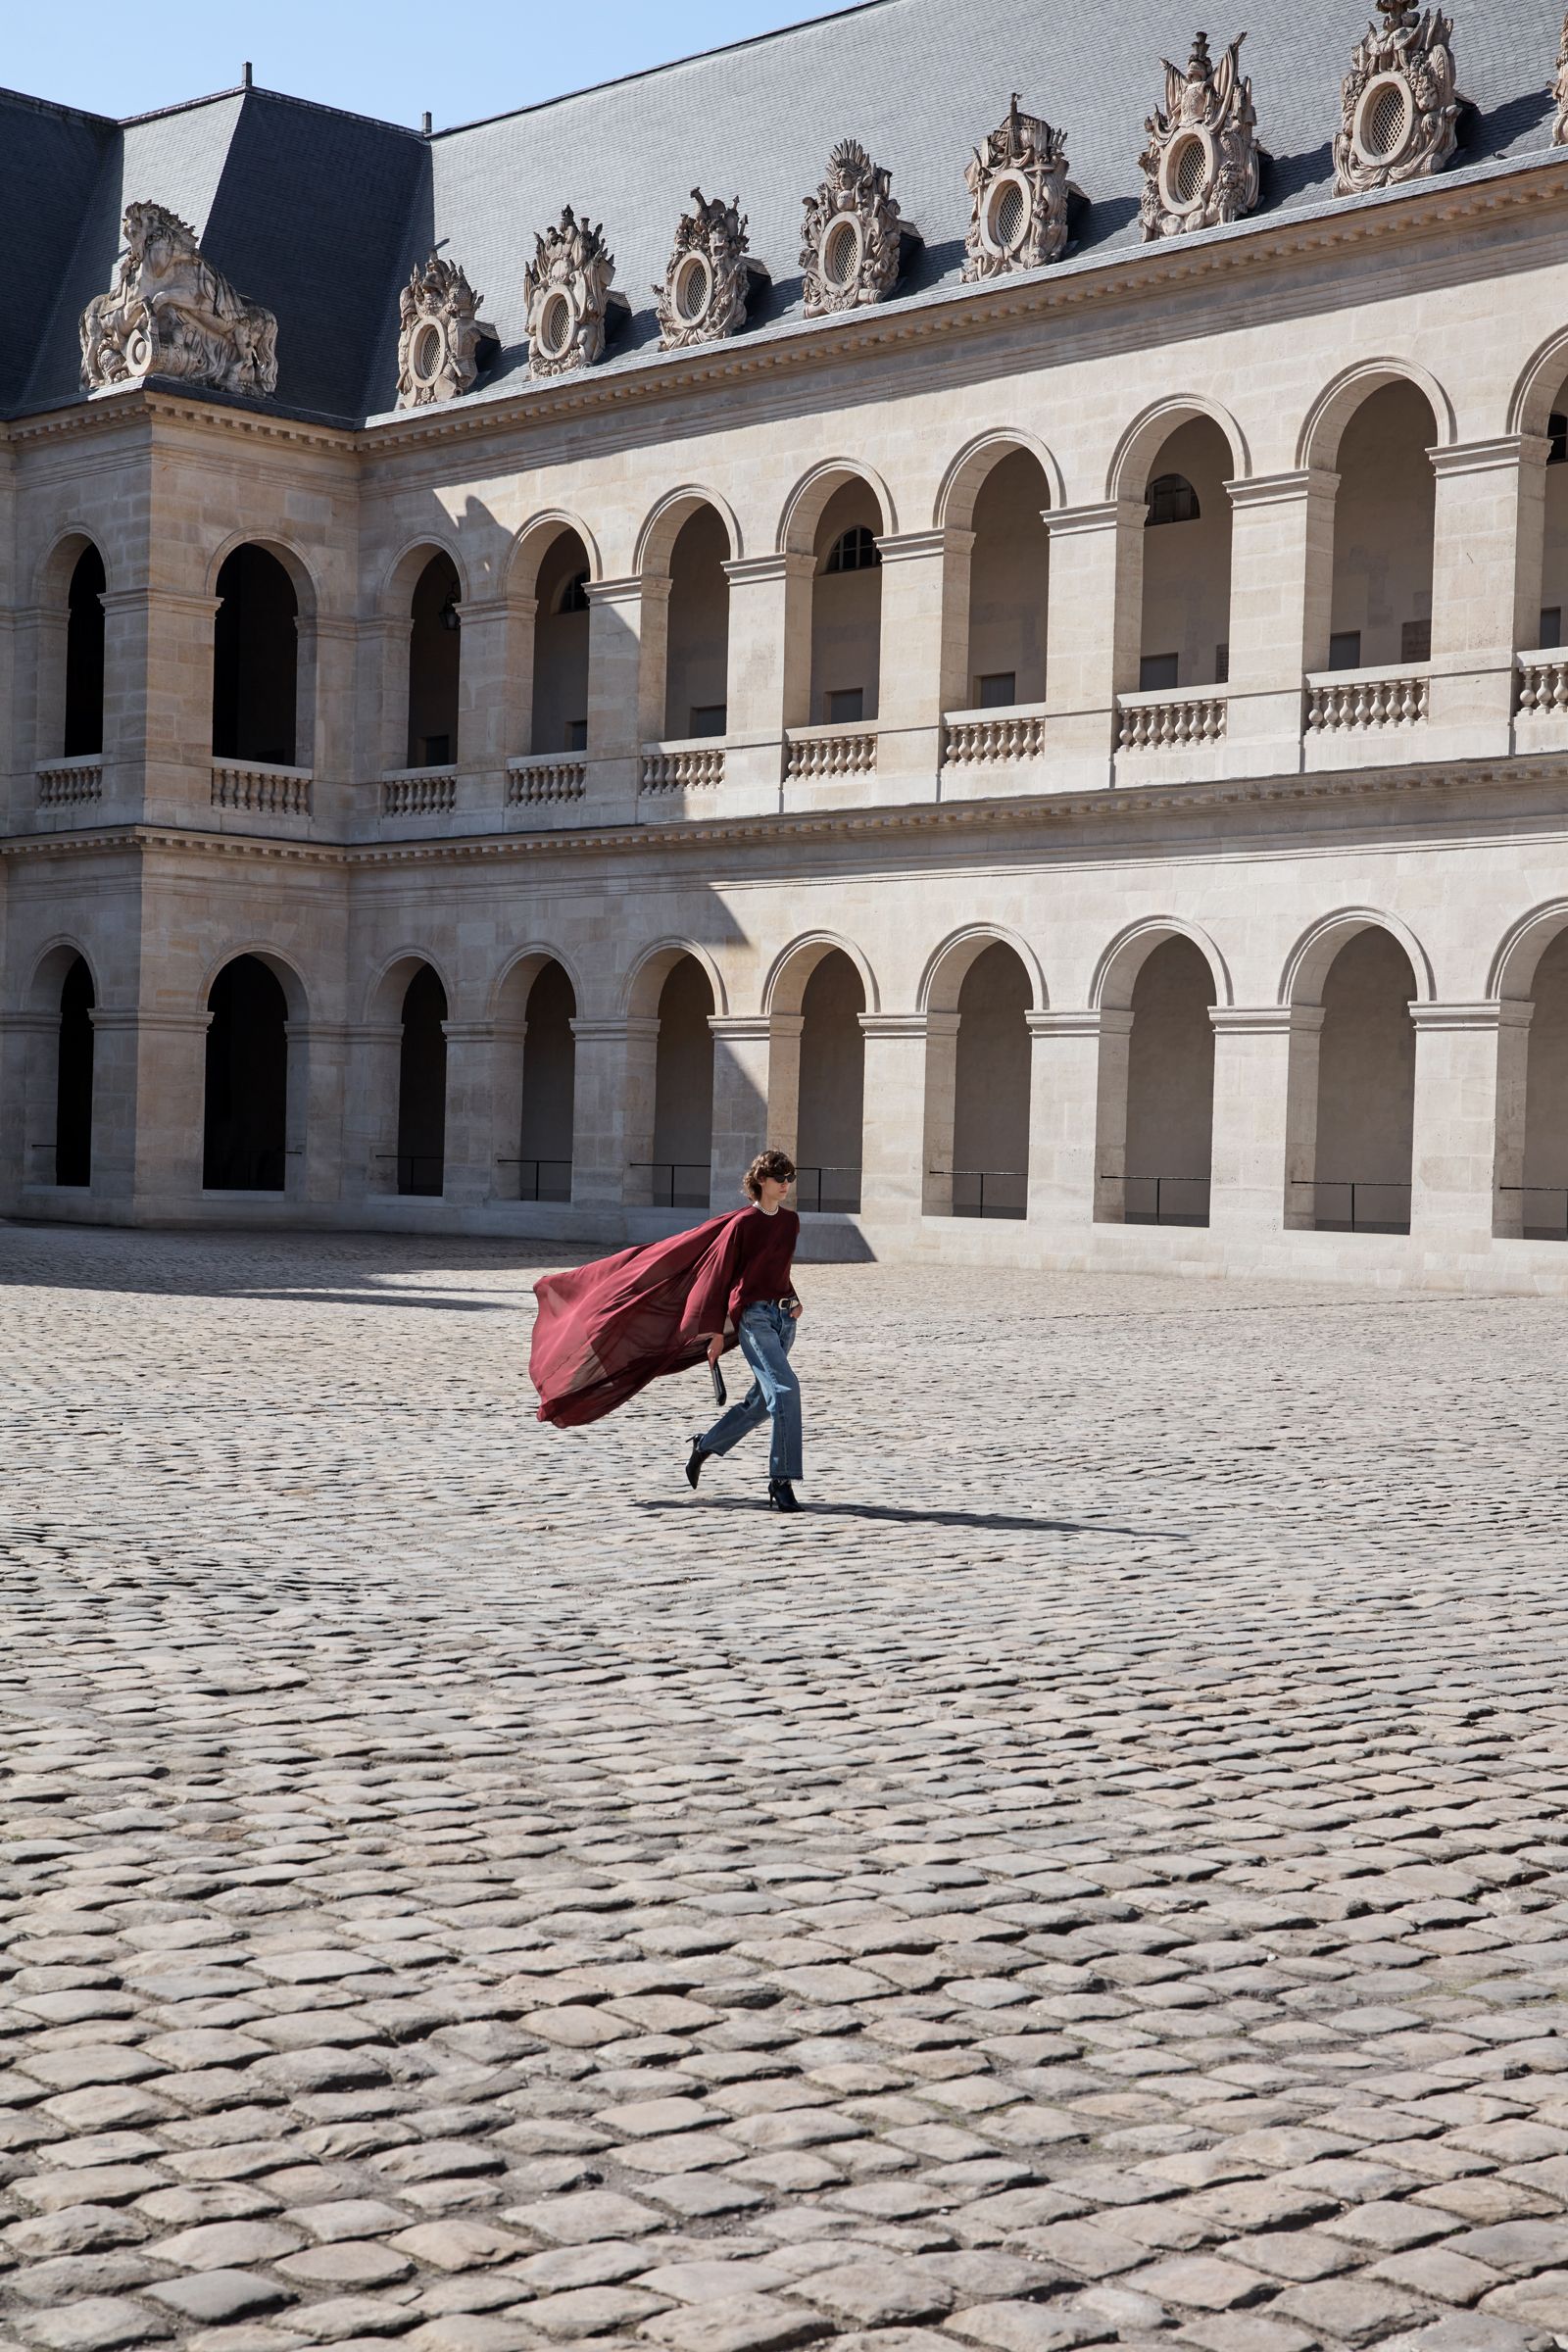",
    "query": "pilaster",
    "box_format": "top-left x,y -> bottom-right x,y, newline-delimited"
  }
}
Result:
1042,500 -> 1144,792
1409,1000 -> 1533,1242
